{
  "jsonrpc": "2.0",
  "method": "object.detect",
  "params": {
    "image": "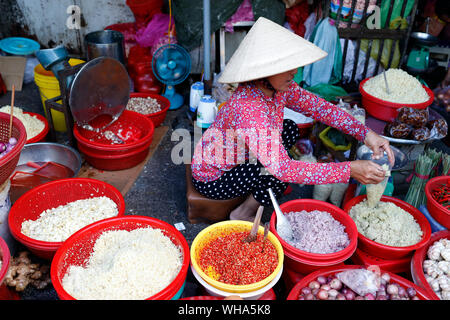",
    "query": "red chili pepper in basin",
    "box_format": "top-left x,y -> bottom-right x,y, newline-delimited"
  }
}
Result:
198,231 -> 278,285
